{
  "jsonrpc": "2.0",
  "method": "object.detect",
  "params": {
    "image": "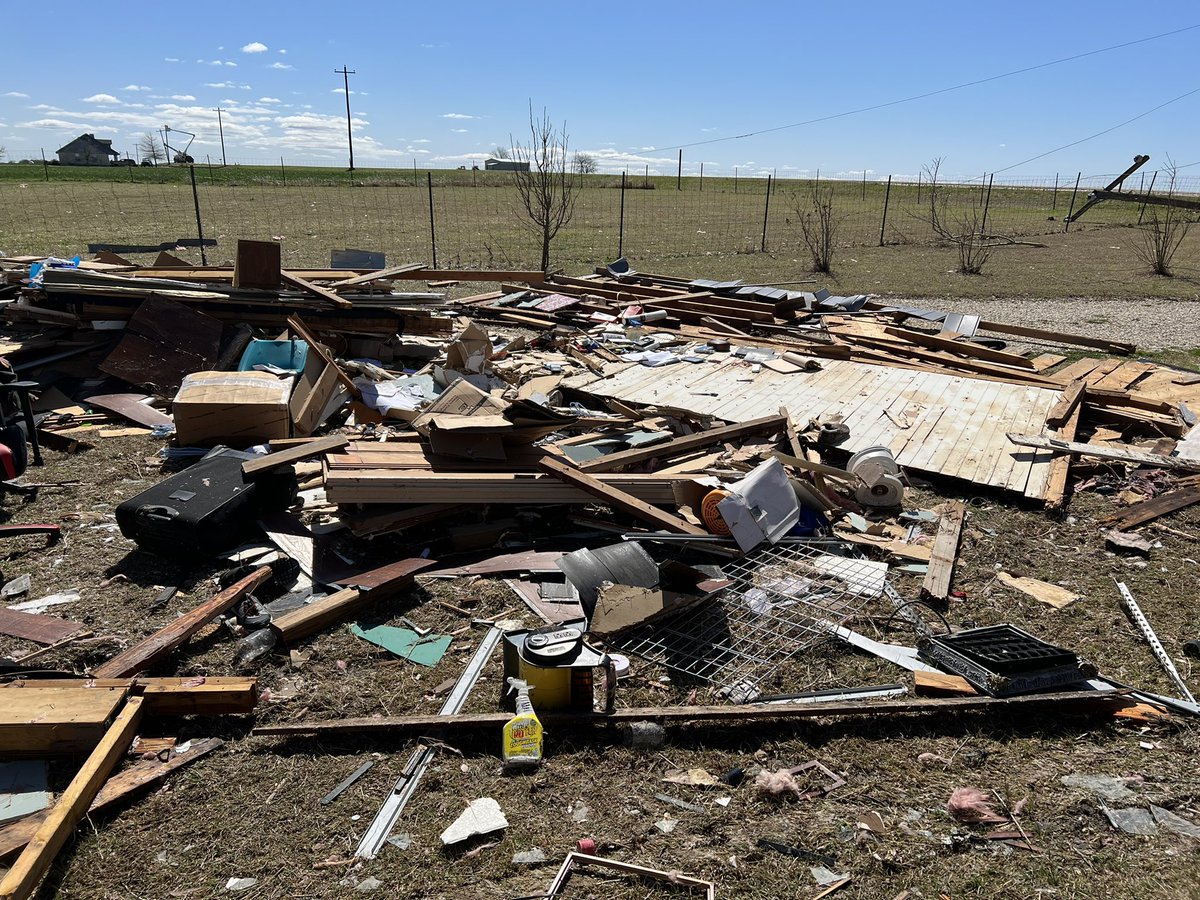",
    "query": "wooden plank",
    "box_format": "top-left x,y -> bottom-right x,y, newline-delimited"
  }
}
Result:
882,326 -> 1037,370
84,393 -> 173,429
232,239 -> 280,290
973,320 -> 1134,355
7,677 -> 257,717
0,608 -> 82,645
1046,358 -> 1102,385
242,434 -> 348,476
914,671 -> 977,696
1029,353 -> 1067,373
577,414 -> 786,473
324,471 -> 691,505
0,688 -> 128,757
1043,403 -> 1082,509
387,268 -> 544,284
1045,380 -> 1084,428
329,263 -> 427,290
922,500 -> 966,601
93,567 -> 272,678
344,503 -> 457,537
1093,360 -> 1156,392
538,456 -> 707,535
281,269 -> 353,309
1101,485 -> 1200,530
1008,434 -> 1200,472
252,690 -> 1130,738
0,738 -> 223,863
0,697 -> 144,900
